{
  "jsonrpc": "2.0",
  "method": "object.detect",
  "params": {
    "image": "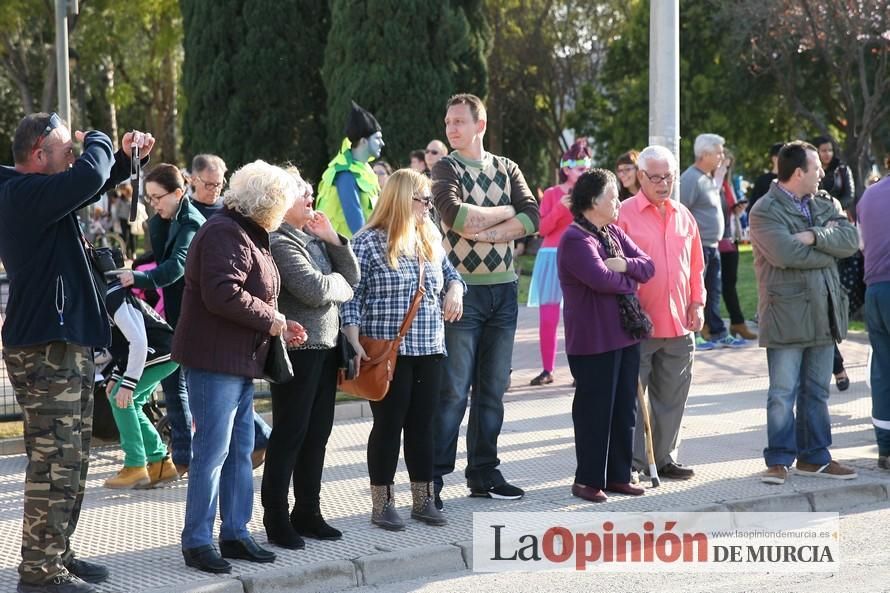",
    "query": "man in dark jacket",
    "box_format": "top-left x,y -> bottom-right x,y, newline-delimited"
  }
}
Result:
0,112 -> 154,593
